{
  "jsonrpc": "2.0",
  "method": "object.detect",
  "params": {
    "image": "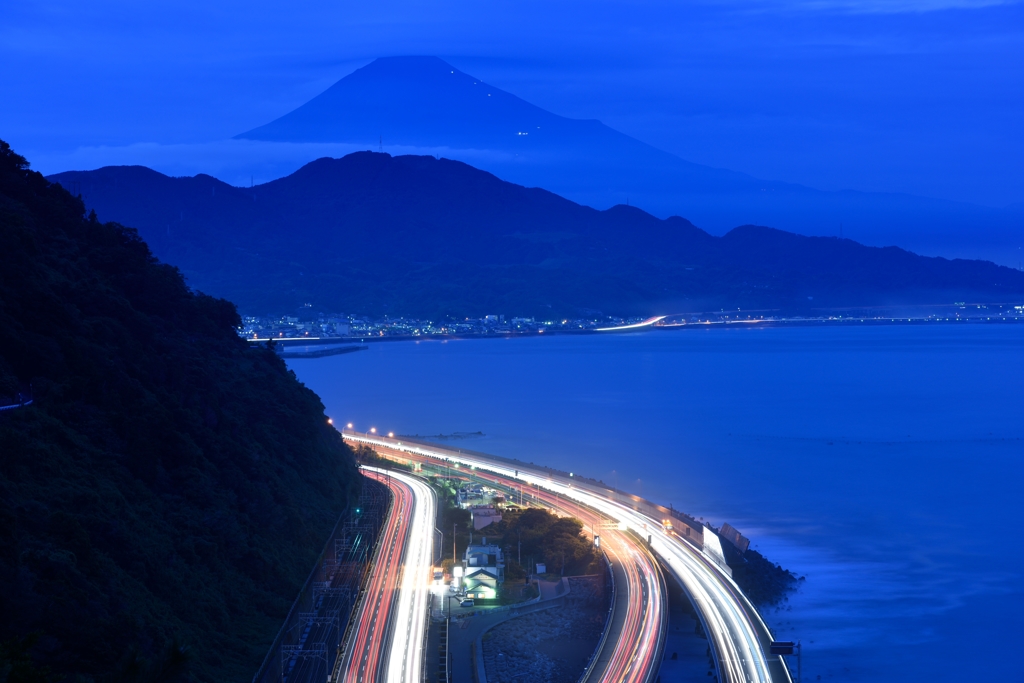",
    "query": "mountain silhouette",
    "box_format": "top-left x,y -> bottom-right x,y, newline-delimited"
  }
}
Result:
50,152 -> 1024,318
237,56 -> 1024,267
